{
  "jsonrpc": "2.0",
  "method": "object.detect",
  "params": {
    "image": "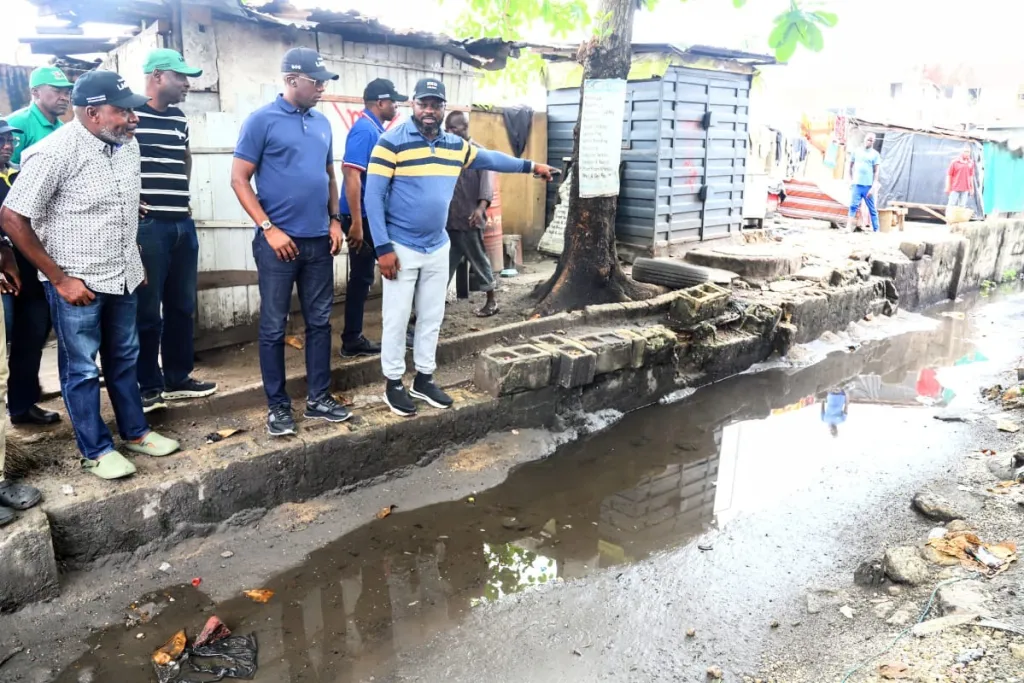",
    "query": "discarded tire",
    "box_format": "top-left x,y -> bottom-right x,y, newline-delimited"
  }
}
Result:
631,257 -> 710,290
